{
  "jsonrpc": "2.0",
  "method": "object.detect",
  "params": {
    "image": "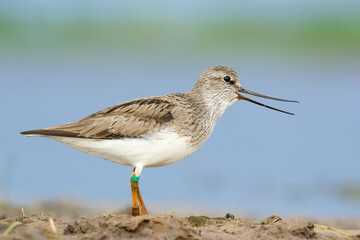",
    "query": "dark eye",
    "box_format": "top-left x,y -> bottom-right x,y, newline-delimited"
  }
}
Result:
223,76 -> 231,82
